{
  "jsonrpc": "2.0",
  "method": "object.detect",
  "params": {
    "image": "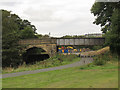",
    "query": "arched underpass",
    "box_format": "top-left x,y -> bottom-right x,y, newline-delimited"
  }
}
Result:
22,47 -> 50,64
